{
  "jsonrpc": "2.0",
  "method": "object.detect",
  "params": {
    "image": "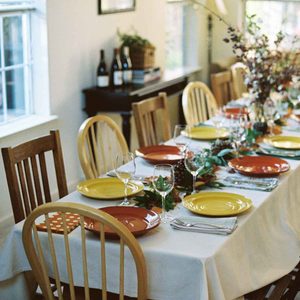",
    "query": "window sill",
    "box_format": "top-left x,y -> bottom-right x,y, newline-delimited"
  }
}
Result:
0,115 -> 58,139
